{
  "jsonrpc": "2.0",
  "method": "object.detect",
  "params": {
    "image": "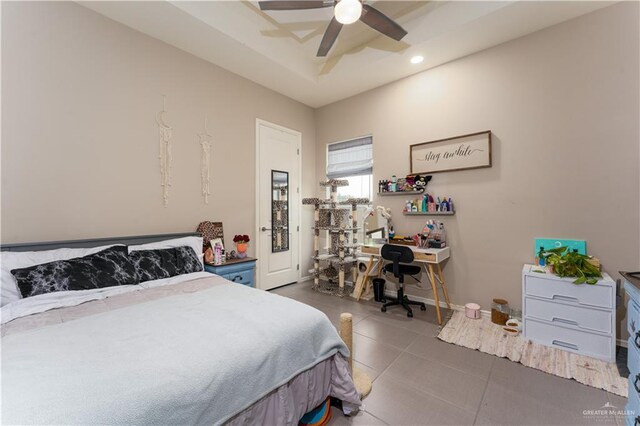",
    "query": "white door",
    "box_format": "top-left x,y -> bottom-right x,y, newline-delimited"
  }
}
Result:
256,119 -> 300,290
